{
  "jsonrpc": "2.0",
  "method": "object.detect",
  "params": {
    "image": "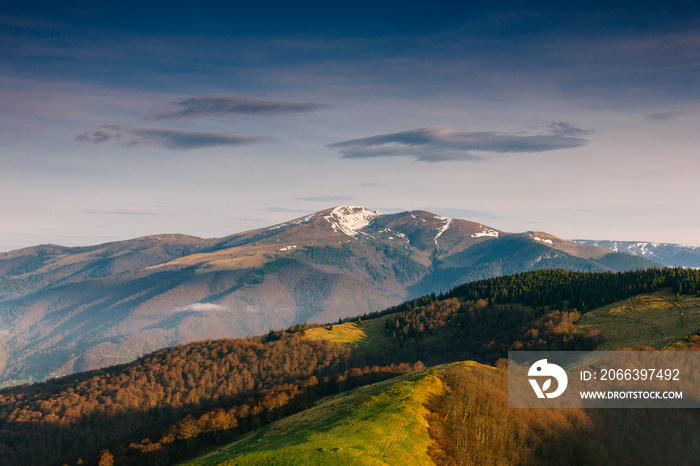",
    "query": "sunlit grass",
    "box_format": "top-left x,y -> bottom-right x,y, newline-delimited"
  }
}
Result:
180,369 -> 444,465
303,316 -> 390,350
578,290 -> 700,349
